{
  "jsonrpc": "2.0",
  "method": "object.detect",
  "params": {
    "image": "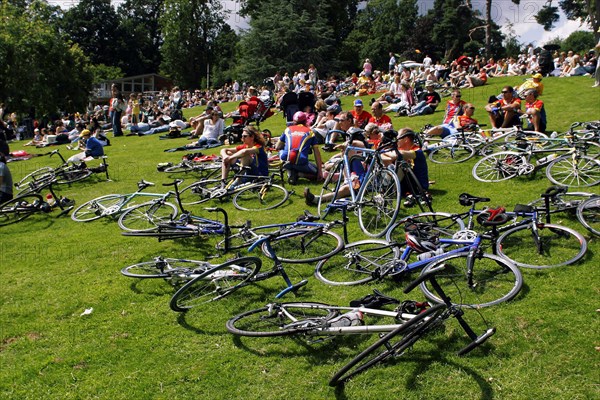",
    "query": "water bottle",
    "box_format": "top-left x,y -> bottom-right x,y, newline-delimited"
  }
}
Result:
329,310 -> 364,327
416,248 -> 444,261
350,172 -> 360,190
536,153 -> 558,165
46,194 -> 56,207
